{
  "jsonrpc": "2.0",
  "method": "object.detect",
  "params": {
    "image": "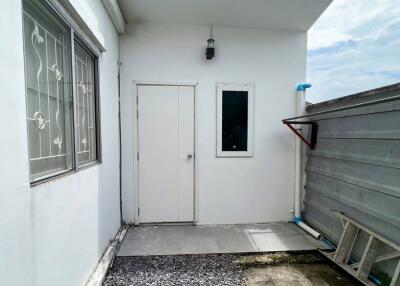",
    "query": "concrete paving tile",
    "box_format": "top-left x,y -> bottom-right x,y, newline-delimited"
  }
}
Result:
239,222 -> 302,235
246,231 -> 318,252
184,227 -> 220,254
118,238 -> 151,256
214,226 -> 257,253
117,223 -> 325,256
